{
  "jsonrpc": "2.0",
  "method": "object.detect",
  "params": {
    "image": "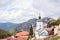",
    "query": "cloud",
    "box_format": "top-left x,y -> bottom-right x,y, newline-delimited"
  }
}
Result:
0,0 -> 60,23
0,0 -> 14,9
0,0 -> 39,23
32,0 -> 60,19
